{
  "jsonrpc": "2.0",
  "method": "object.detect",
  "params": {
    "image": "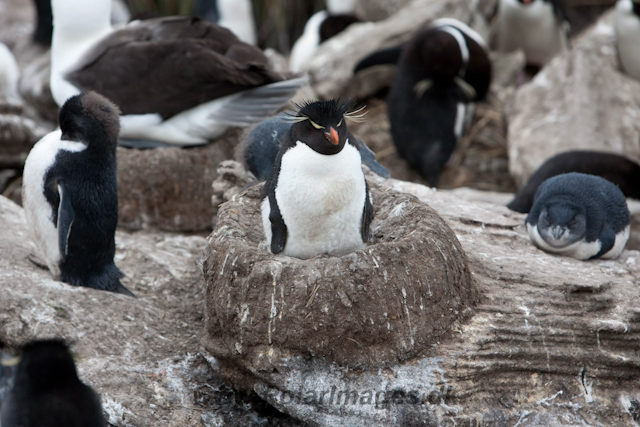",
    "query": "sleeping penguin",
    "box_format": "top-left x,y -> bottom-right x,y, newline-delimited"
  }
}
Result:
526,173 -> 630,260
492,0 -> 570,69
507,150 -> 640,213
0,340 -> 106,427
237,113 -> 389,181
261,100 -> 373,259
355,19 -> 491,187
615,0 -> 640,82
22,92 -> 134,296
